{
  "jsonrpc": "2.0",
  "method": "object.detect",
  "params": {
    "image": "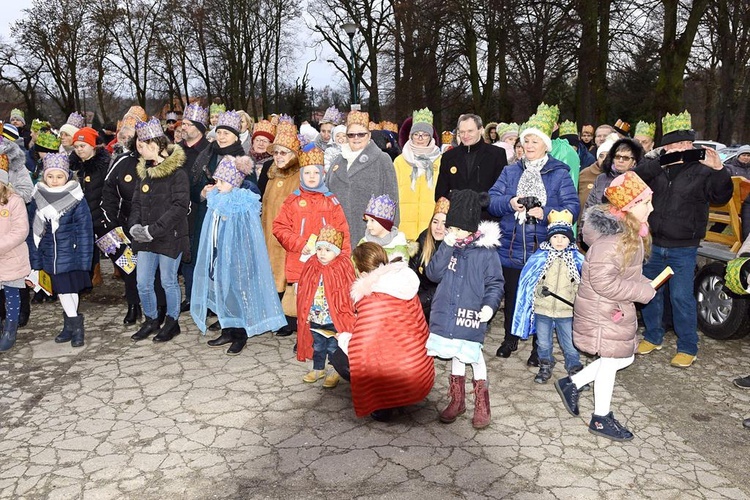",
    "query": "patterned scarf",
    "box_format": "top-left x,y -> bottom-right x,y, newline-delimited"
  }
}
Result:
535,241 -> 581,285
32,180 -> 84,247
455,230 -> 482,249
516,155 -> 549,224
402,139 -> 441,191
